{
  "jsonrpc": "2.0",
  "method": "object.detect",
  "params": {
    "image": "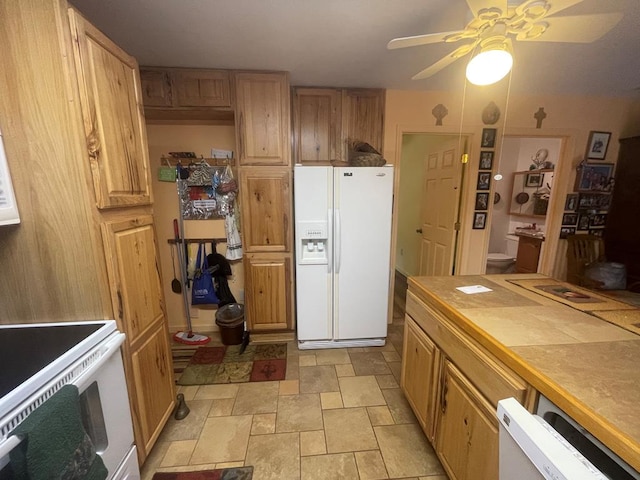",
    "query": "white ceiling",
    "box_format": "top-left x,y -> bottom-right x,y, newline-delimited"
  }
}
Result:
70,0 -> 640,98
